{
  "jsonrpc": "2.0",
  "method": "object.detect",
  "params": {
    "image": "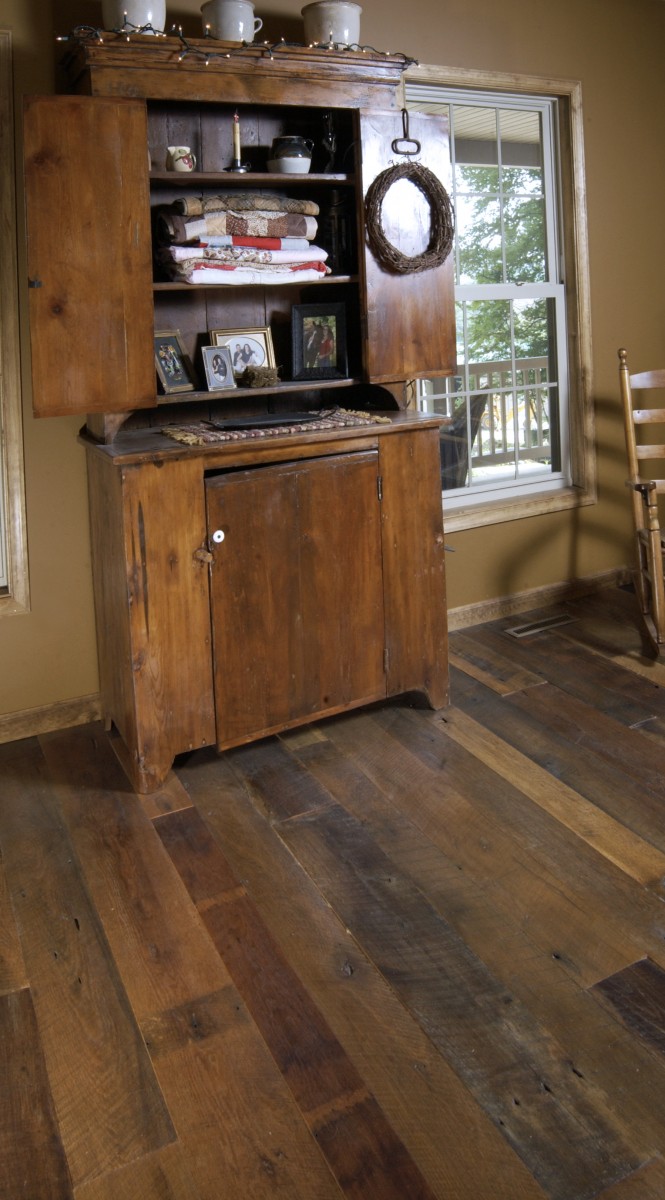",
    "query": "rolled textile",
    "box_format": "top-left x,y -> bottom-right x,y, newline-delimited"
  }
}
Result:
173,192 -> 320,217
156,208 -> 318,244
